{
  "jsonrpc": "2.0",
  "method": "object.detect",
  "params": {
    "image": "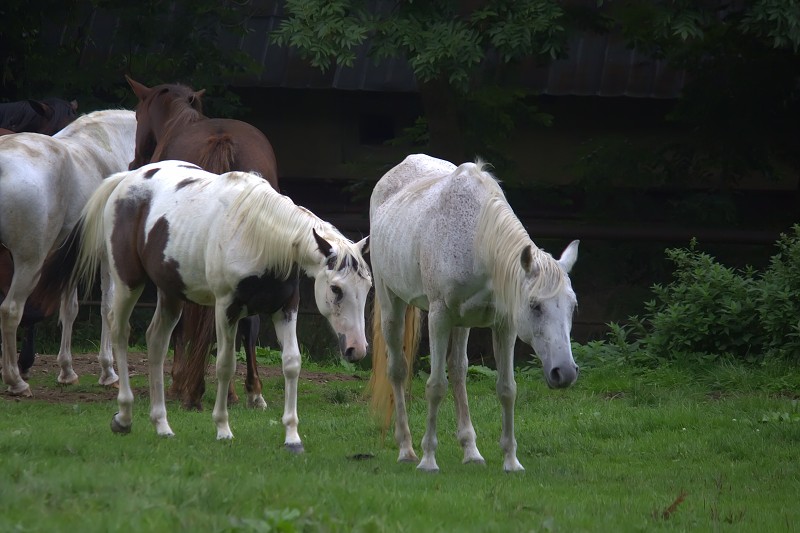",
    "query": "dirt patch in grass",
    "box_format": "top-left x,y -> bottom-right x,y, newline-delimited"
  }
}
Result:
2,352 -> 361,404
